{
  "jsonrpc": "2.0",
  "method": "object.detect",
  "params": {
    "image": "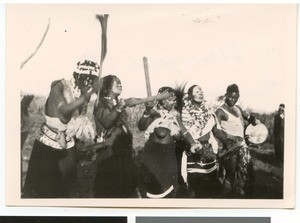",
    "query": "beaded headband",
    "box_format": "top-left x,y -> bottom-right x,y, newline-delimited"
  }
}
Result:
74,60 -> 100,76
